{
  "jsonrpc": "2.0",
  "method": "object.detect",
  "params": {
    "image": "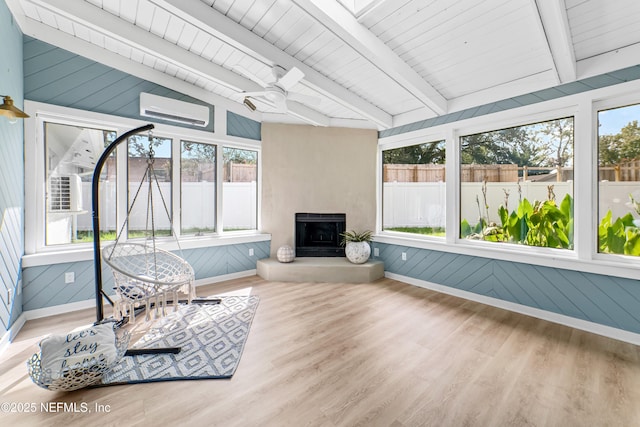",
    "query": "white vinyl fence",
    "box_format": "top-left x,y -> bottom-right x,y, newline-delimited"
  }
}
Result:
49,179 -> 639,243
384,181 -> 640,229
383,182 -> 446,228
72,181 -> 257,234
